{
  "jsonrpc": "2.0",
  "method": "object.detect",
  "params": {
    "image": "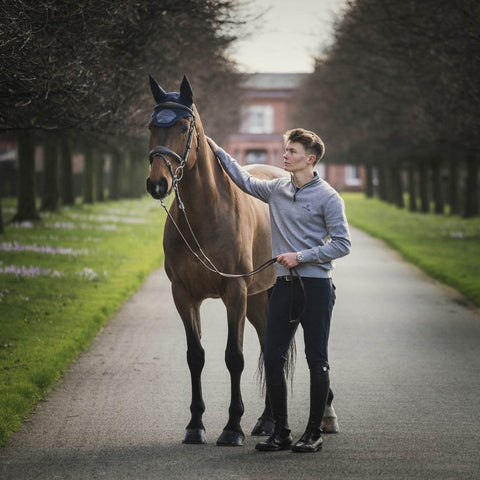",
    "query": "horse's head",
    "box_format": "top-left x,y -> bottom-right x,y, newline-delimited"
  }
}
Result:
146,75 -> 200,200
